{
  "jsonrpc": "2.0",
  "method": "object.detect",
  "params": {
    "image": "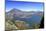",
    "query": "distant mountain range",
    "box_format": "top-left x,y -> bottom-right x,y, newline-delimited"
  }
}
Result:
5,8 -> 43,24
